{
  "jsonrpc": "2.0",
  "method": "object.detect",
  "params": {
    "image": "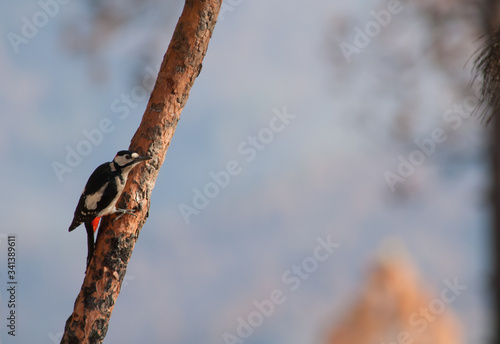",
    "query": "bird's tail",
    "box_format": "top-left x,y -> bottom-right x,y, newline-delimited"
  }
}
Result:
68,217 -> 81,232
85,222 -> 95,268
